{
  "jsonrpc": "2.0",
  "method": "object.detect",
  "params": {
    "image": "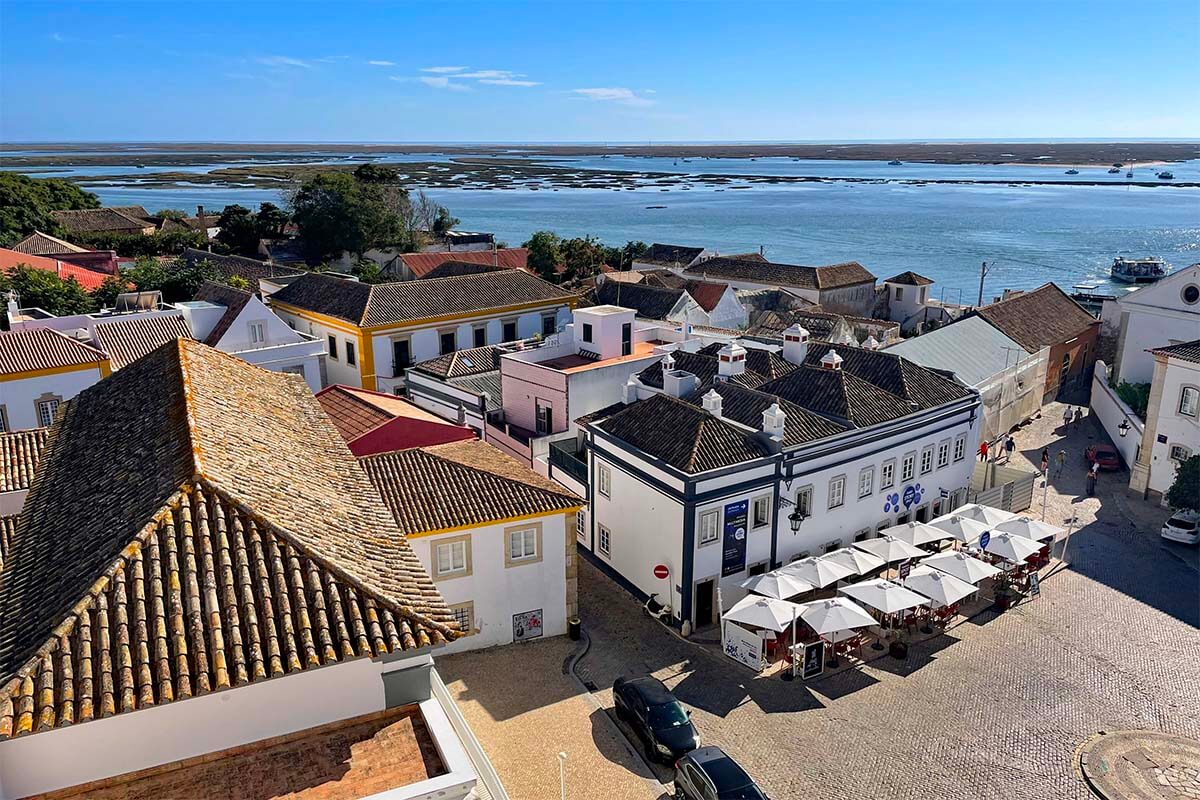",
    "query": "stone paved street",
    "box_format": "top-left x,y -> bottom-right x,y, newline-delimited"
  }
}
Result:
575,403 -> 1200,800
